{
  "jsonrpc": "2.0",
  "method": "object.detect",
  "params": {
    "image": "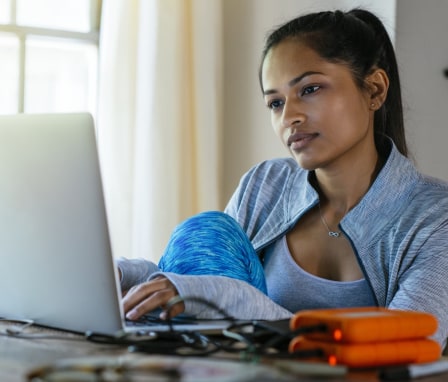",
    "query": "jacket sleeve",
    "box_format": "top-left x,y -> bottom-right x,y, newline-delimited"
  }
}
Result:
116,258 -> 292,320
152,272 -> 293,320
116,257 -> 161,291
387,222 -> 448,350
